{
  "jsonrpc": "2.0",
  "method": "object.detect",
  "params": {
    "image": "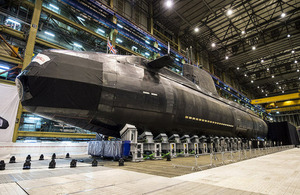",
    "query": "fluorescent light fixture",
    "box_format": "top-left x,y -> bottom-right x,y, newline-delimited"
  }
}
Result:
117,24 -> 123,28
244,74 -> 247,77
227,9 -> 233,16
271,75 -> 274,78
276,111 -> 279,114
97,28 -> 105,34
236,67 -> 239,70
225,56 -> 229,60
175,58 -> 179,61
279,86 -> 281,89
297,69 -> 299,72
257,86 -> 260,88
241,30 -> 245,34
261,89 -> 264,92
145,52 -> 150,56
251,80 -> 253,83
116,38 -> 123,43
252,46 -> 256,50
77,16 -> 85,21
0,65 -> 9,70
211,43 -> 216,47
267,67 -> 269,71
291,50 -> 295,54
157,47 -> 161,51
295,60 -> 298,63
145,40 -> 150,44
6,19 -> 20,25
265,94 -> 268,96
49,4 -> 59,10
276,82 -> 278,84
261,59 -> 264,63
73,43 -> 82,48
166,0 -> 173,8
44,31 -> 55,37
28,117 -> 41,120
287,34 -> 291,38
281,13 -> 286,18
282,91 -> 284,93
194,27 -> 199,32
